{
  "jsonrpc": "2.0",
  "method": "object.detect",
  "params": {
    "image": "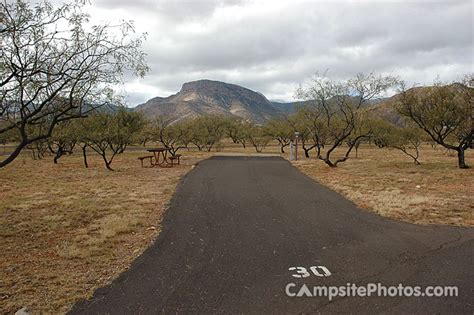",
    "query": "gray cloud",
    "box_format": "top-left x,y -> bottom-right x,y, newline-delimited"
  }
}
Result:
89,0 -> 473,105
